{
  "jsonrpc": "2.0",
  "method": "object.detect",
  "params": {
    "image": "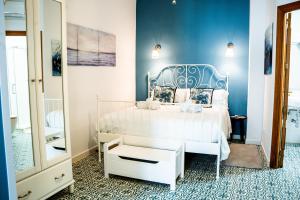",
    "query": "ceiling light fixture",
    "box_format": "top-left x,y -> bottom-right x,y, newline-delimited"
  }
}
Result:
172,0 -> 176,5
